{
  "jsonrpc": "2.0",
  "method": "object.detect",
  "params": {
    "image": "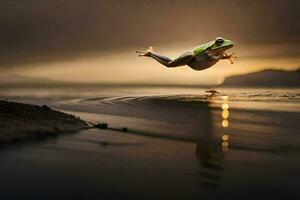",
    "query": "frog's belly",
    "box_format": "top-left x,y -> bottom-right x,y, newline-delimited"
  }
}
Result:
188,54 -> 219,71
